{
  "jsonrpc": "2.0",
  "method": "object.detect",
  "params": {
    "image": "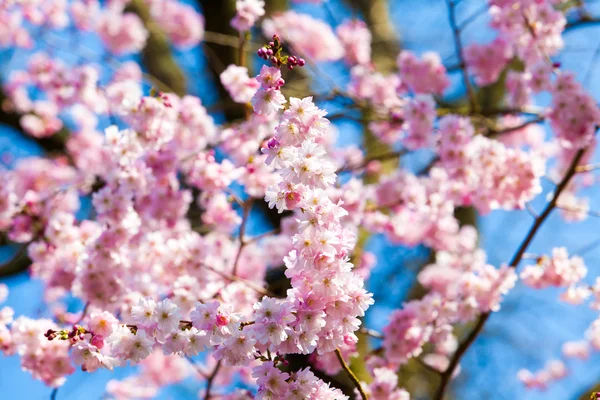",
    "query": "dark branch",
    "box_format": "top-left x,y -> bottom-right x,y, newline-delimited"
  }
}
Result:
433,147 -> 587,400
